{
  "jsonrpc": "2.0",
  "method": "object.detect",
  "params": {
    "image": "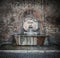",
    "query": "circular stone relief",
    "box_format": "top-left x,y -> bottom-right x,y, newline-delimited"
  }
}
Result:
23,17 -> 38,31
